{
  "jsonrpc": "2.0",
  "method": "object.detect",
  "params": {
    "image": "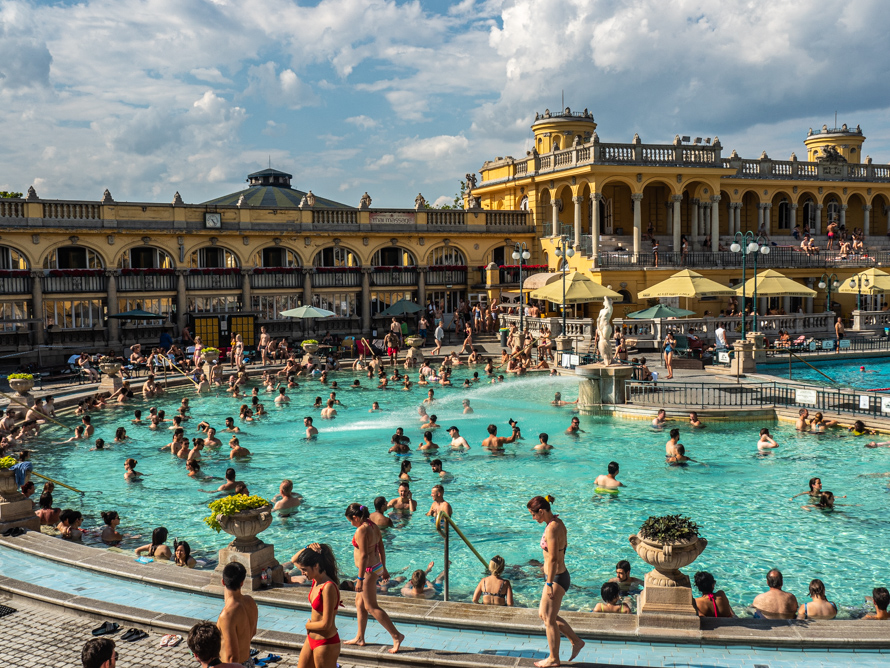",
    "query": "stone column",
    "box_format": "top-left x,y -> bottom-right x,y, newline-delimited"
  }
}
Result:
417,266 -> 428,308
691,198 -> 700,242
30,270 -> 44,346
701,204 -> 709,244
757,202 -> 765,232
672,195 -> 682,253
591,193 -> 602,266
710,195 -> 720,252
665,202 -> 673,238
863,204 -> 871,235
241,269 -> 252,312
790,202 -> 798,233
551,198 -> 559,237
805,279 -> 814,314
840,204 -> 847,229
302,268 -> 313,306
106,270 -> 119,343
815,204 -> 823,235
764,203 -> 771,235
631,193 -> 643,255
572,195 -> 583,249
734,203 -> 742,234
361,267 -> 372,336
176,270 -> 188,333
